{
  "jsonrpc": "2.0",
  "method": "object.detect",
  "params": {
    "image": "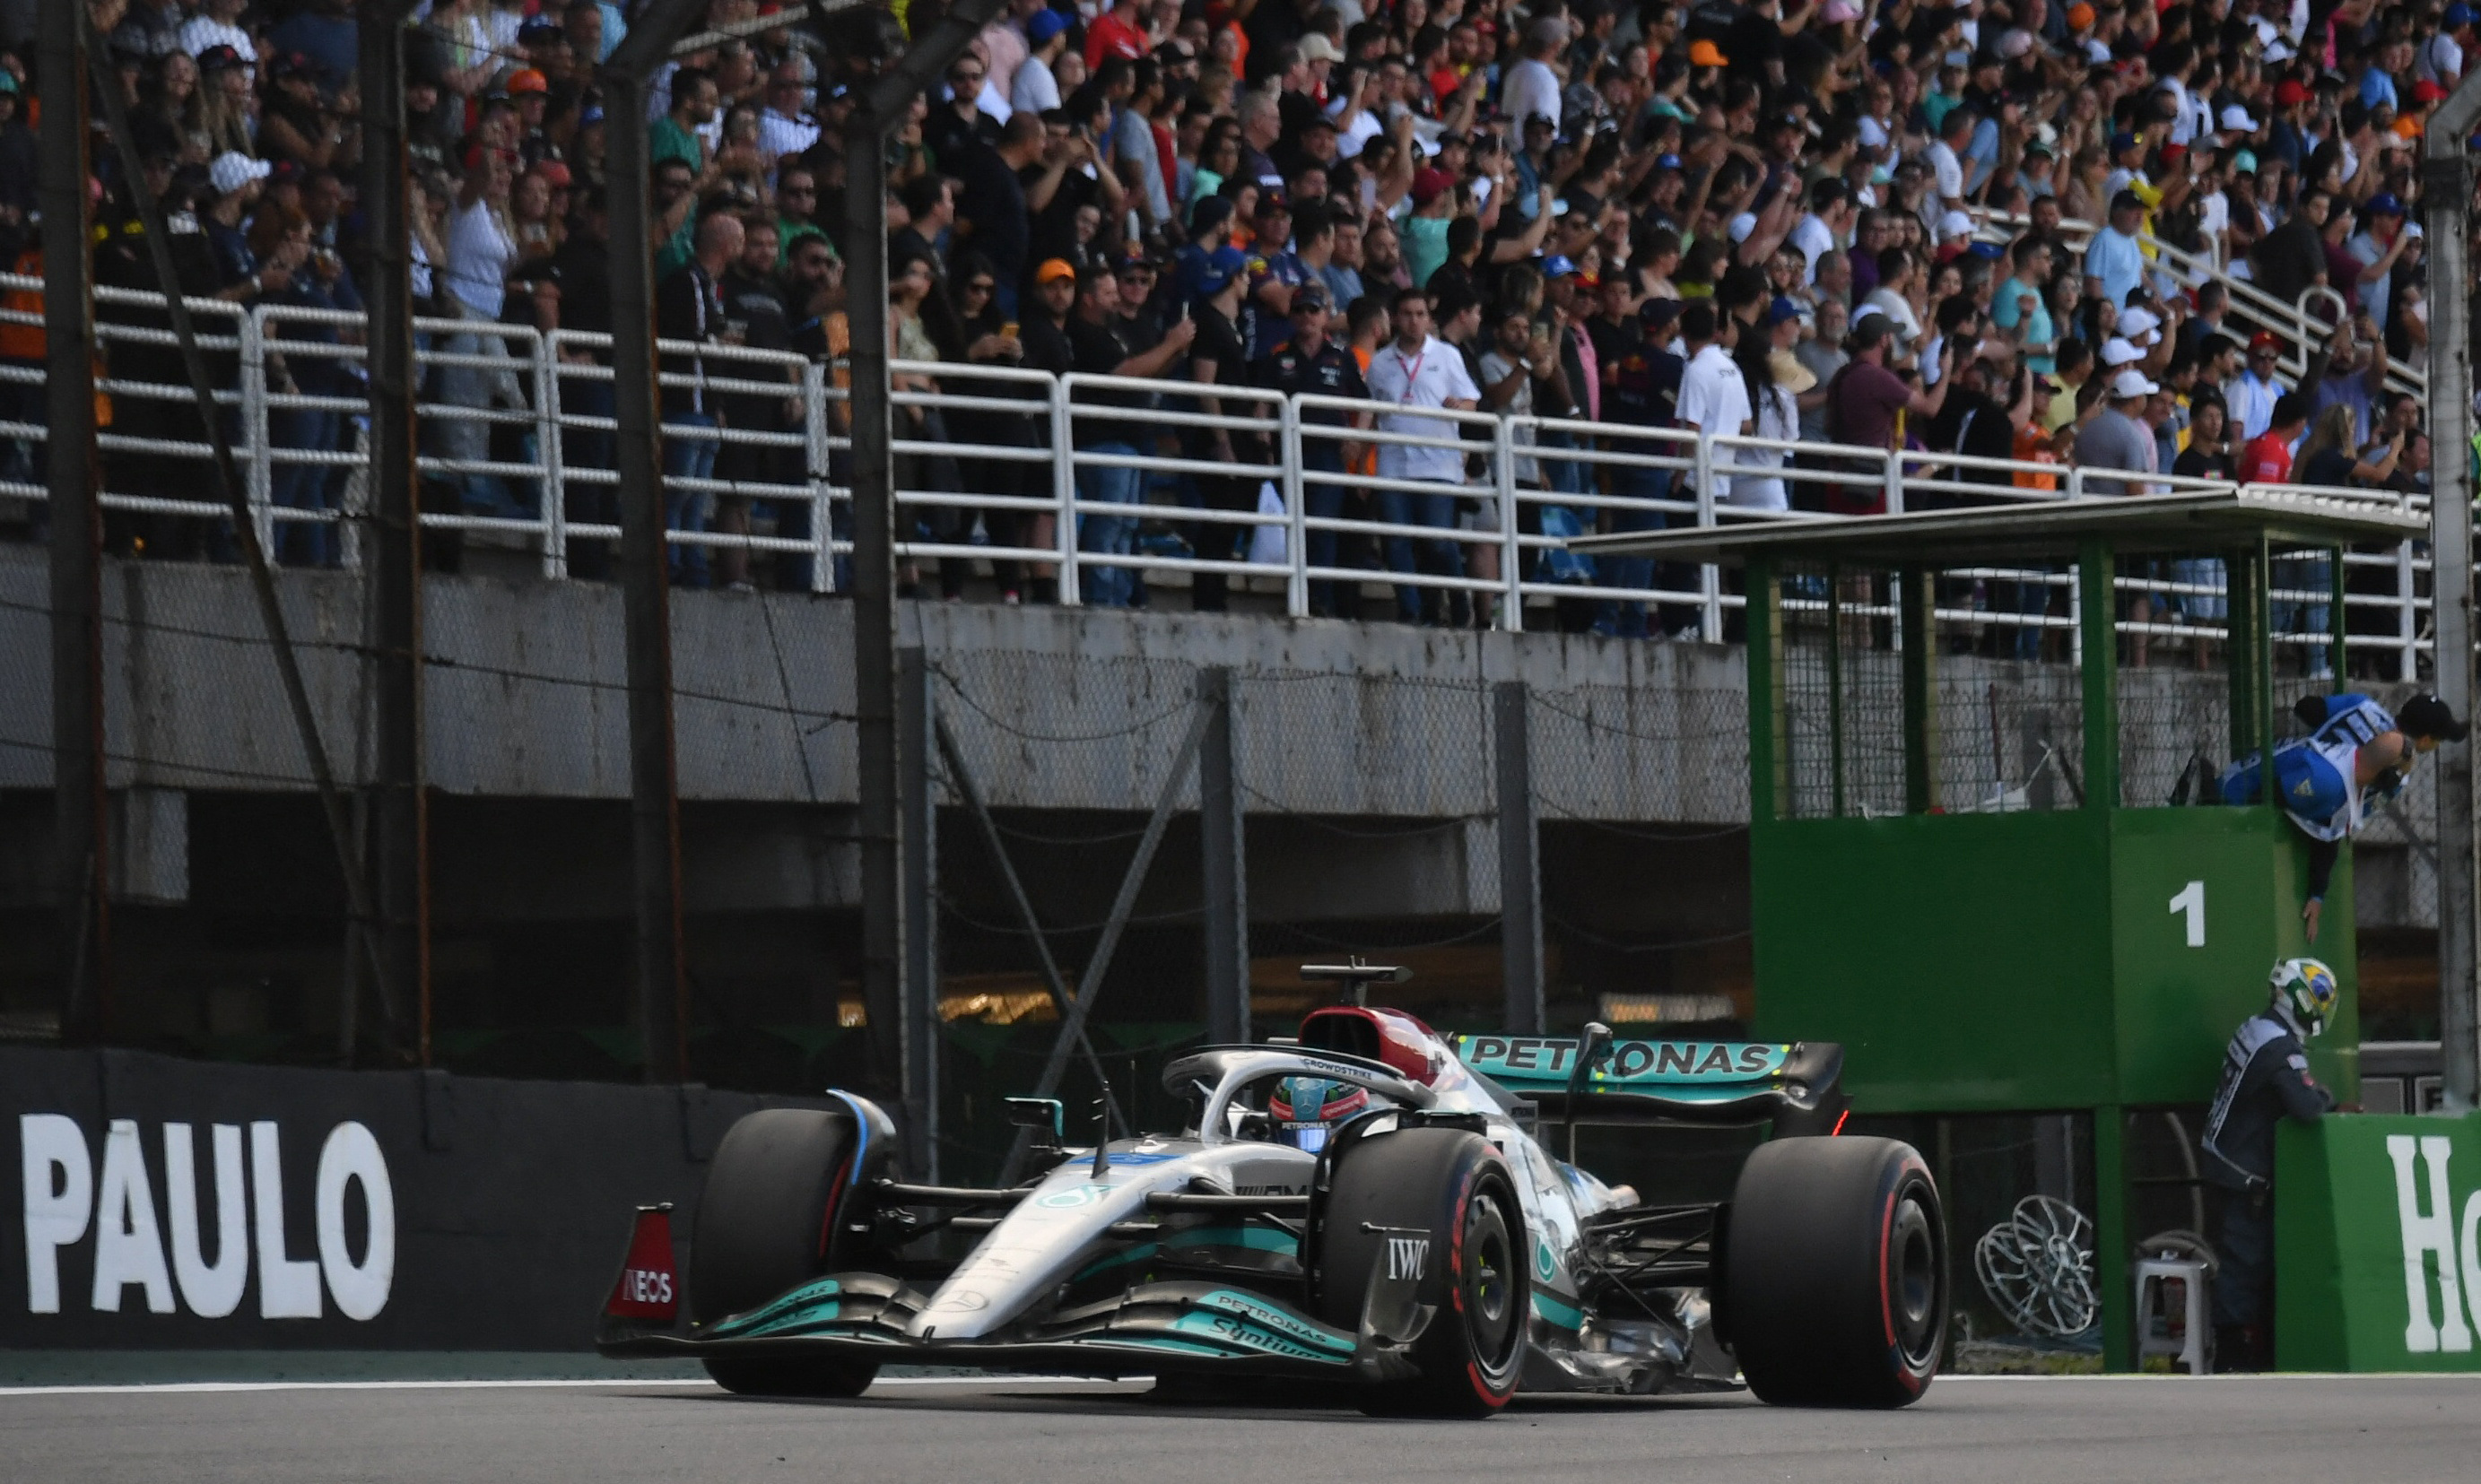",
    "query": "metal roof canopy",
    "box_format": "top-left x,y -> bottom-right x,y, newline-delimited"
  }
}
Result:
1567,490 -> 2427,568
